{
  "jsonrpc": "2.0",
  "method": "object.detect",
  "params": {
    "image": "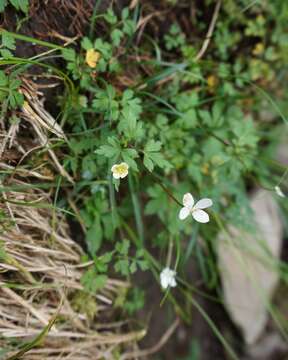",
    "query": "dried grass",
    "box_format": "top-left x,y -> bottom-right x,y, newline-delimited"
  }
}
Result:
0,80 -> 144,359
